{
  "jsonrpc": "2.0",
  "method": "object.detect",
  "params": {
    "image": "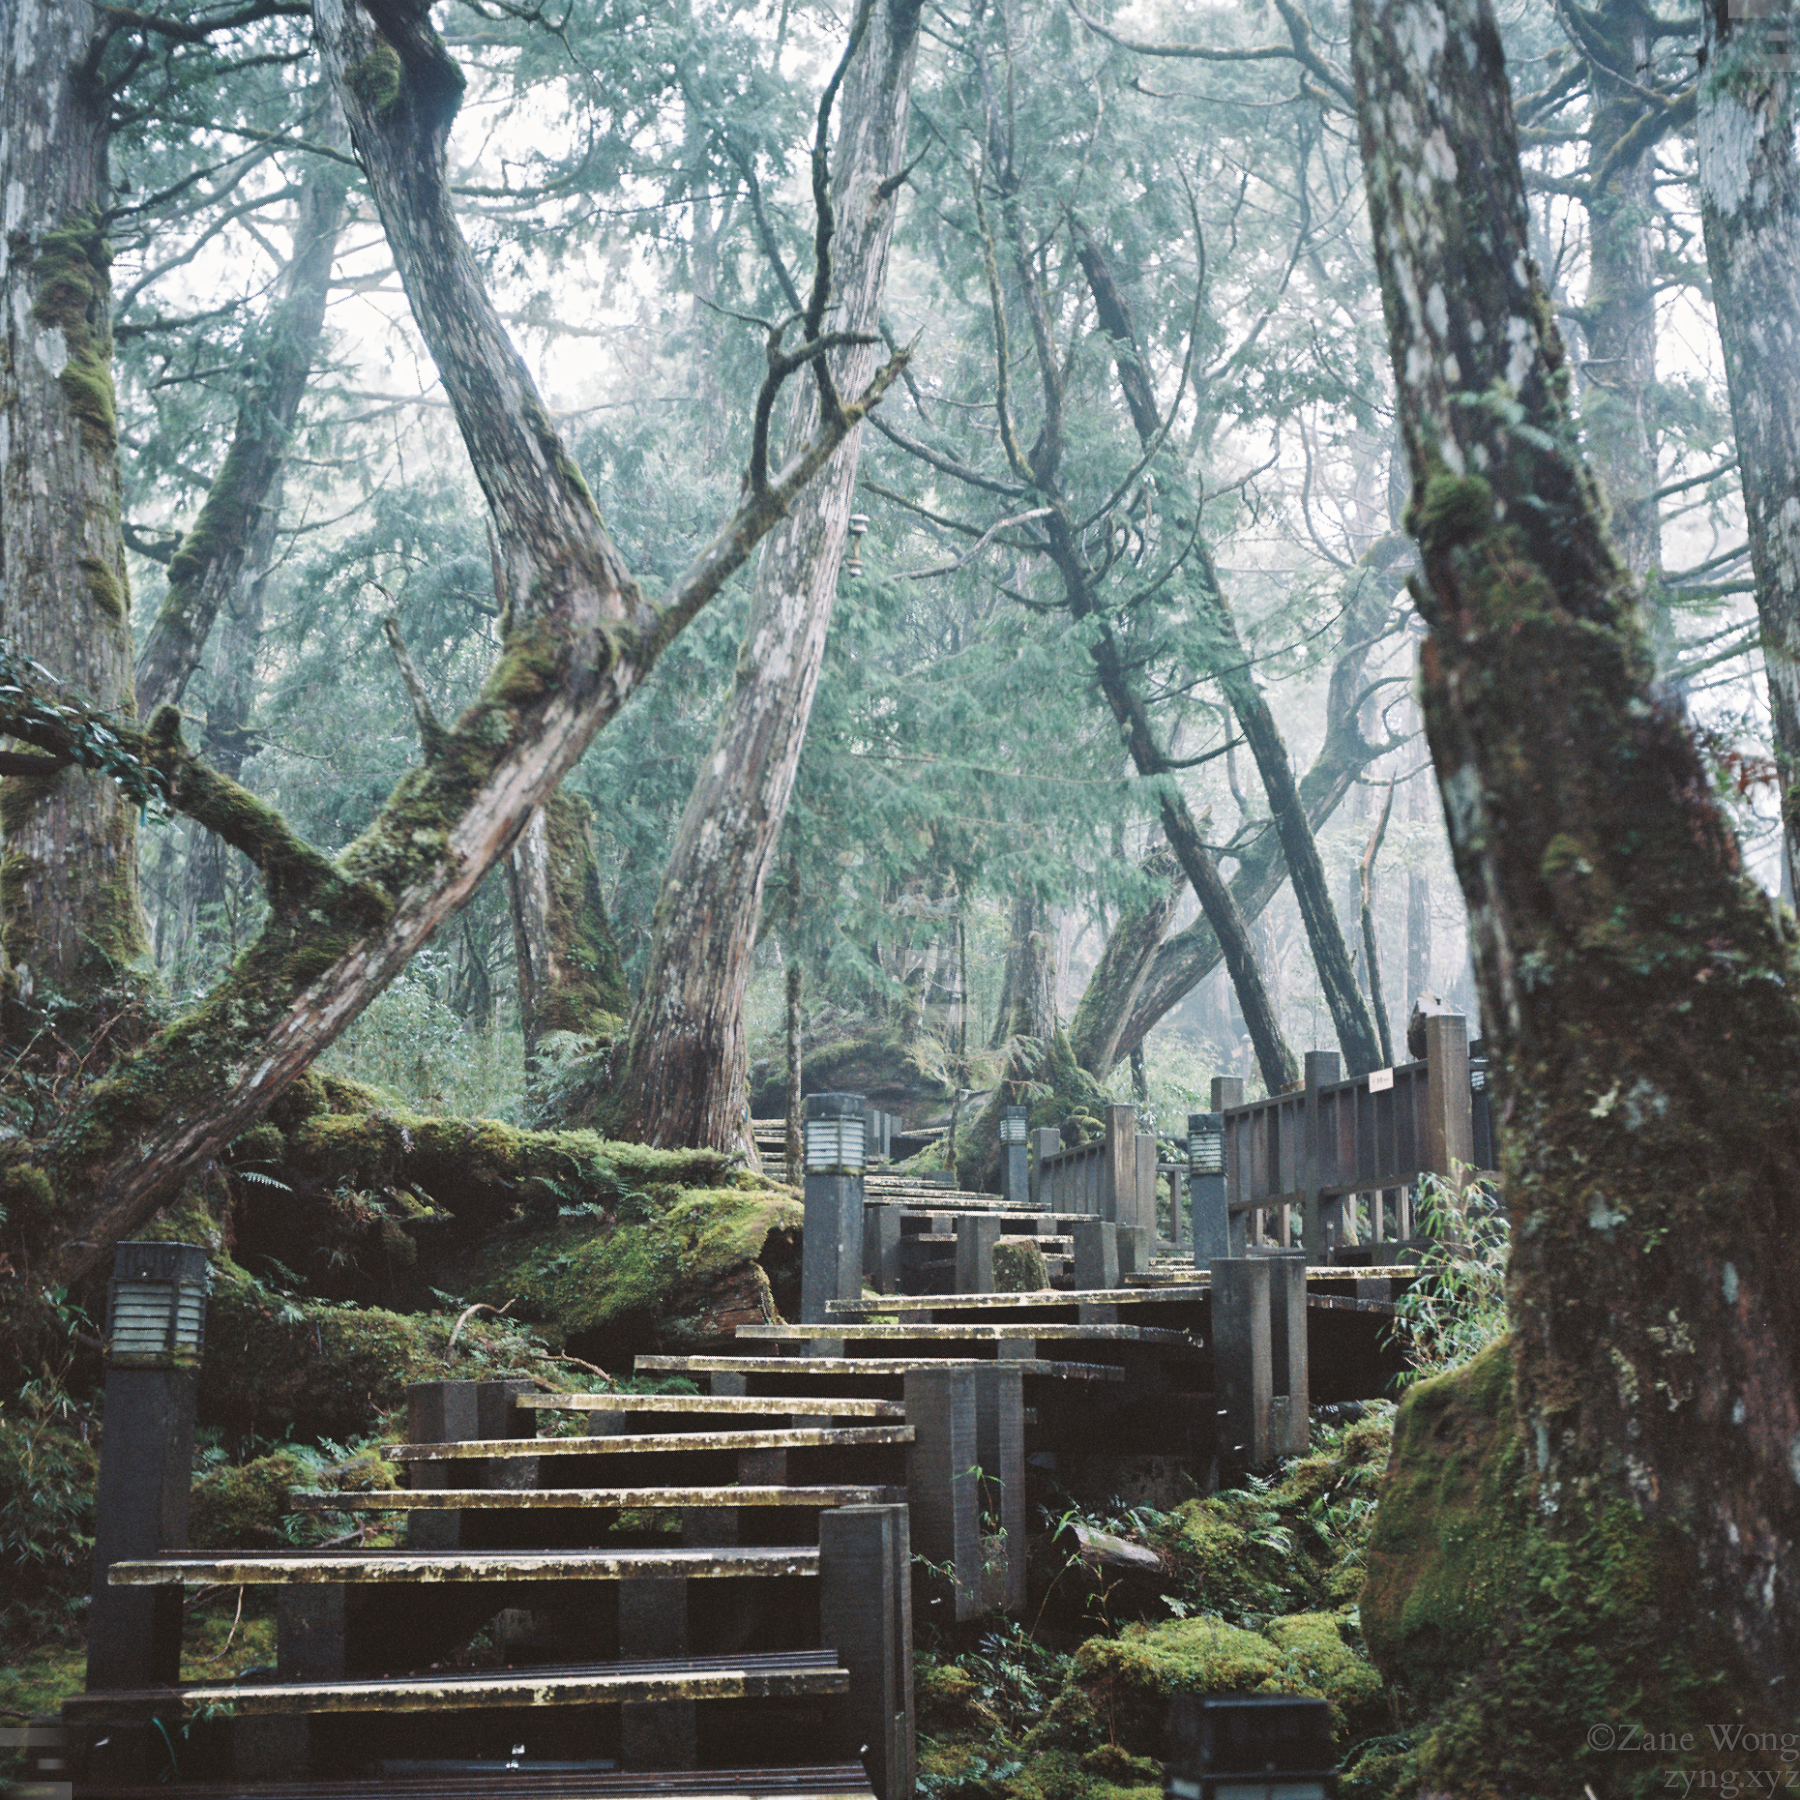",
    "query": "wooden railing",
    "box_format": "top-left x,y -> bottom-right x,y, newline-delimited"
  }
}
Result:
1032,1102 -> 1158,1233
1217,1013 -> 1479,1259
